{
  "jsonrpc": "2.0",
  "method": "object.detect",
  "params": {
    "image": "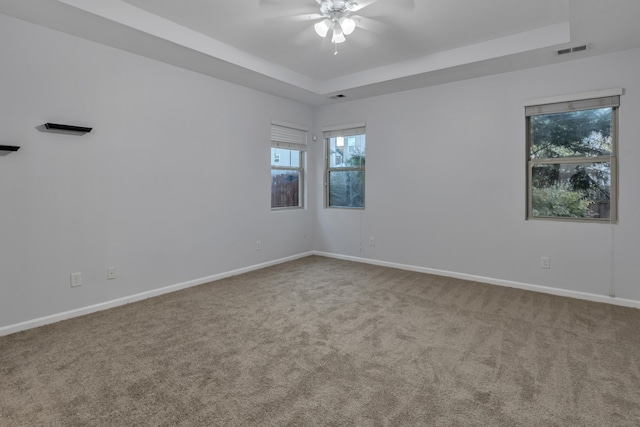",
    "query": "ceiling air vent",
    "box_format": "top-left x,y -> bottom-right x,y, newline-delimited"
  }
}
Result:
329,94 -> 346,99
557,44 -> 588,55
